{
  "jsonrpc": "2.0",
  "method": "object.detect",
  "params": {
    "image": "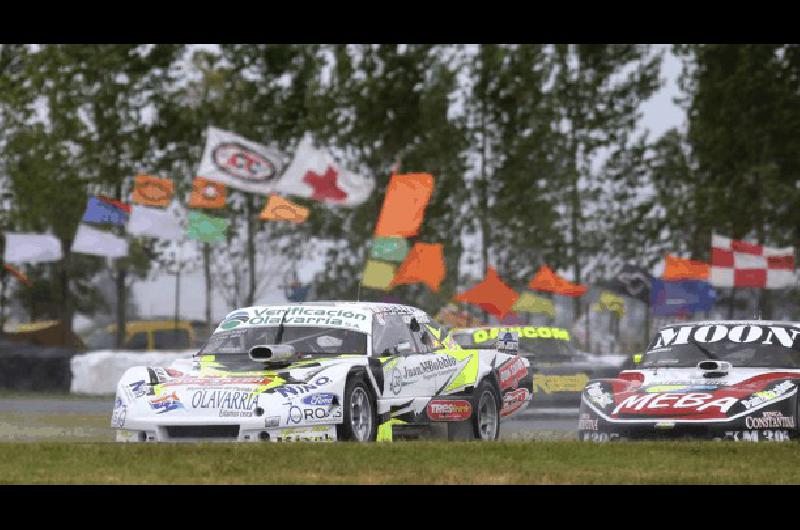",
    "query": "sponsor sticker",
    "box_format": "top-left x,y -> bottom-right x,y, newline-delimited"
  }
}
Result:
111,398 -> 127,428
191,389 -> 258,411
745,411 -> 796,429
426,399 -> 472,421
149,392 -> 184,414
302,393 -> 337,406
500,388 -> 530,417
741,381 -> 796,409
498,356 -> 527,390
585,382 -> 613,408
269,425 -> 337,442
